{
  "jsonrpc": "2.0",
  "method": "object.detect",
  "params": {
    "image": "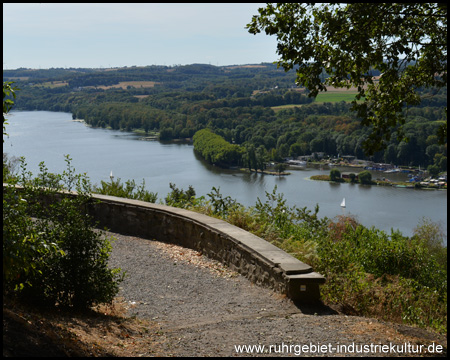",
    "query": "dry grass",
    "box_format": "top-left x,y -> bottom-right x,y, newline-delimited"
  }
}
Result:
3,76 -> 30,81
3,296 -> 168,357
152,240 -> 239,279
94,81 -> 159,90
41,81 -> 69,88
